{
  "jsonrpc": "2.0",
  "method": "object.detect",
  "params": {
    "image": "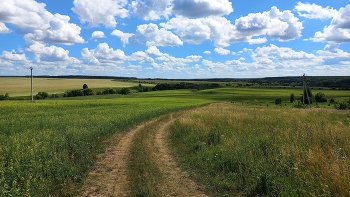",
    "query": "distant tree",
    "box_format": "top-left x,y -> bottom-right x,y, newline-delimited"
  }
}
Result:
275,98 -> 282,105
0,93 -> 9,100
330,98 -> 335,103
315,92 -> 327,102
290,93 -> 295,103
83,84 -> 88,89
